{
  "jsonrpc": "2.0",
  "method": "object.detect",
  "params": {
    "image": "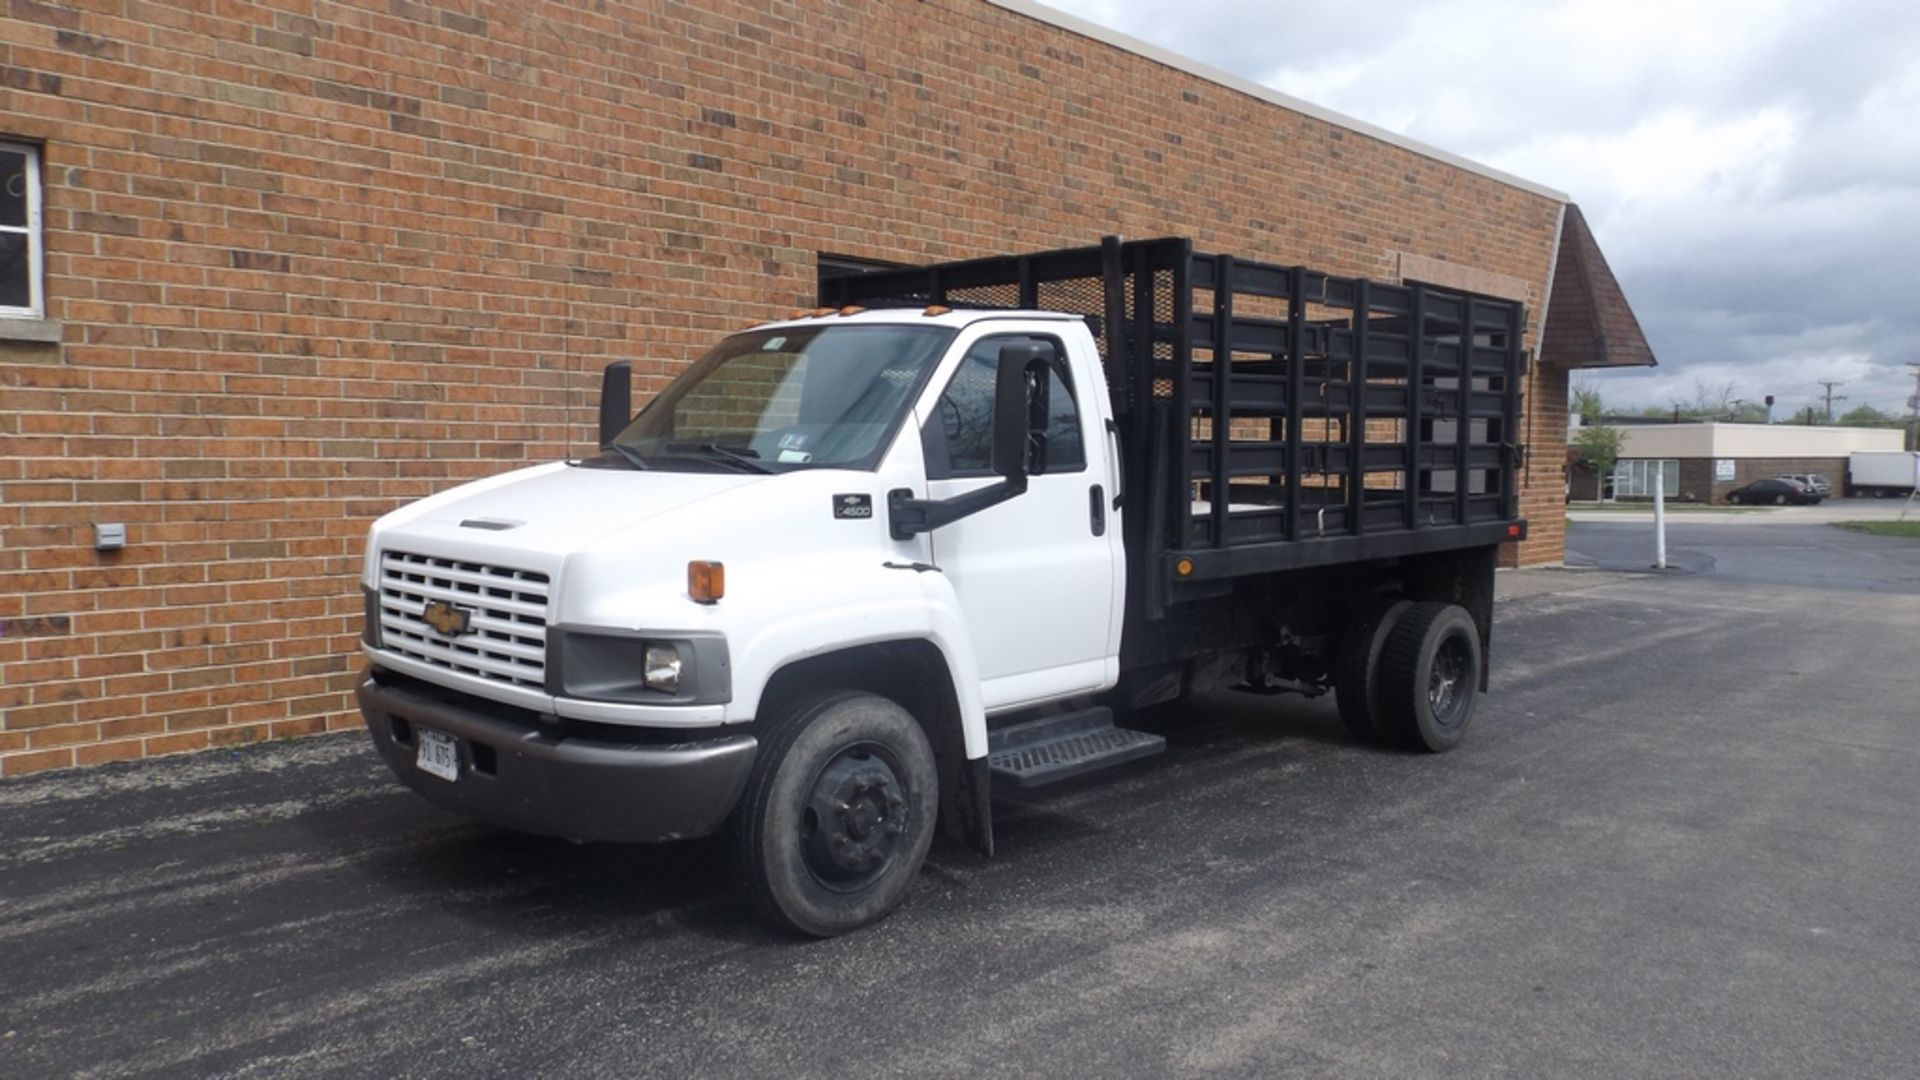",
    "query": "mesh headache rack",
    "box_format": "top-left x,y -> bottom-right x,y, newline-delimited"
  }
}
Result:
822,237 -> 1528,611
